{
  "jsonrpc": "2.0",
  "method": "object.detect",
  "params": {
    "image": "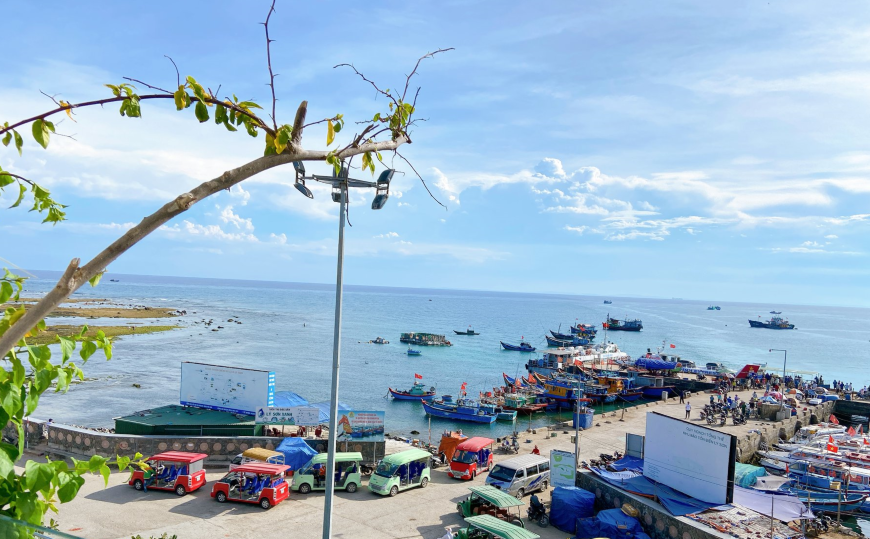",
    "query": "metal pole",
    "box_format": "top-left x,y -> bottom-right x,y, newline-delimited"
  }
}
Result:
322,185 -> 347,539
574,390 -> 580,464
